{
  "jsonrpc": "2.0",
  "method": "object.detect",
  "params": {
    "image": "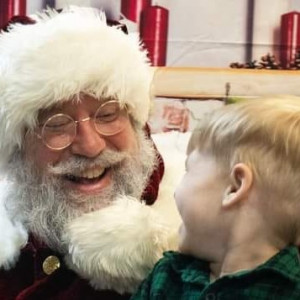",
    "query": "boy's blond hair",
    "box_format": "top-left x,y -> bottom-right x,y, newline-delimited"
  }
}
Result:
188,96 -> 300,205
